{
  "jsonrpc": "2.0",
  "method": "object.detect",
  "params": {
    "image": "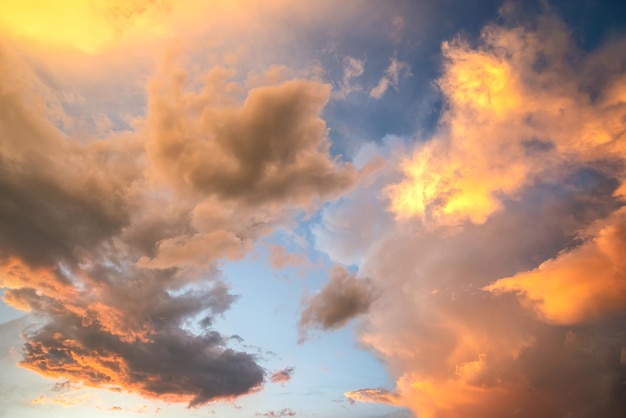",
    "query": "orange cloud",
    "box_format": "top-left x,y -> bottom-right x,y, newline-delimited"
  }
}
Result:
387,14 -> 626,227
341,9 -> 626,418
485,208 -> 626,324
